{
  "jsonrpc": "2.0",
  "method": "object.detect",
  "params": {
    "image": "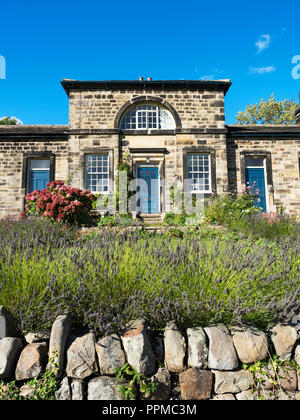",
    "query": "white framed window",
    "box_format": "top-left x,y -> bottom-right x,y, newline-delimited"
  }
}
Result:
187,153 -> 211,193
120,103 -> 175,130
85,154 -> 109,193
